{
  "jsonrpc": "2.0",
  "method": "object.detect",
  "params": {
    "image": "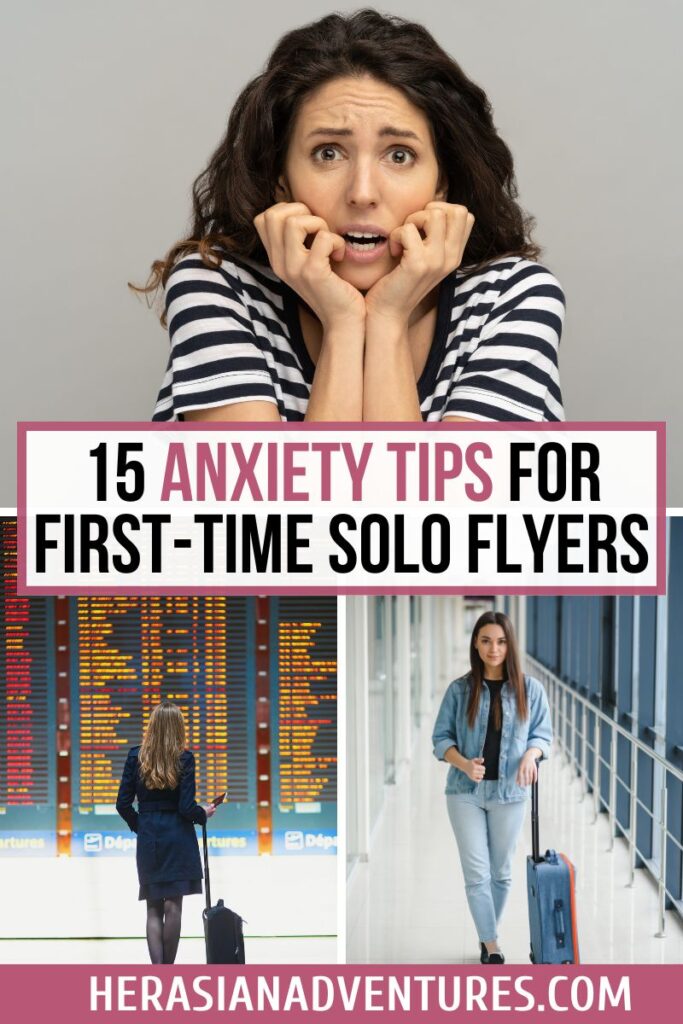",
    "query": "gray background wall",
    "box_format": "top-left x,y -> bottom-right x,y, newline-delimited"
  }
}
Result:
2,0 -> 681,502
